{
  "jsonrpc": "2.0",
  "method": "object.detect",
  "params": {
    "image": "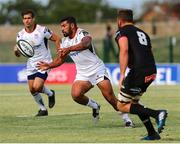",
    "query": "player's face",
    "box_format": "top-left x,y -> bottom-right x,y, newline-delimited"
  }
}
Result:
22,14 -> 35,29
60,21 -> 72,37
